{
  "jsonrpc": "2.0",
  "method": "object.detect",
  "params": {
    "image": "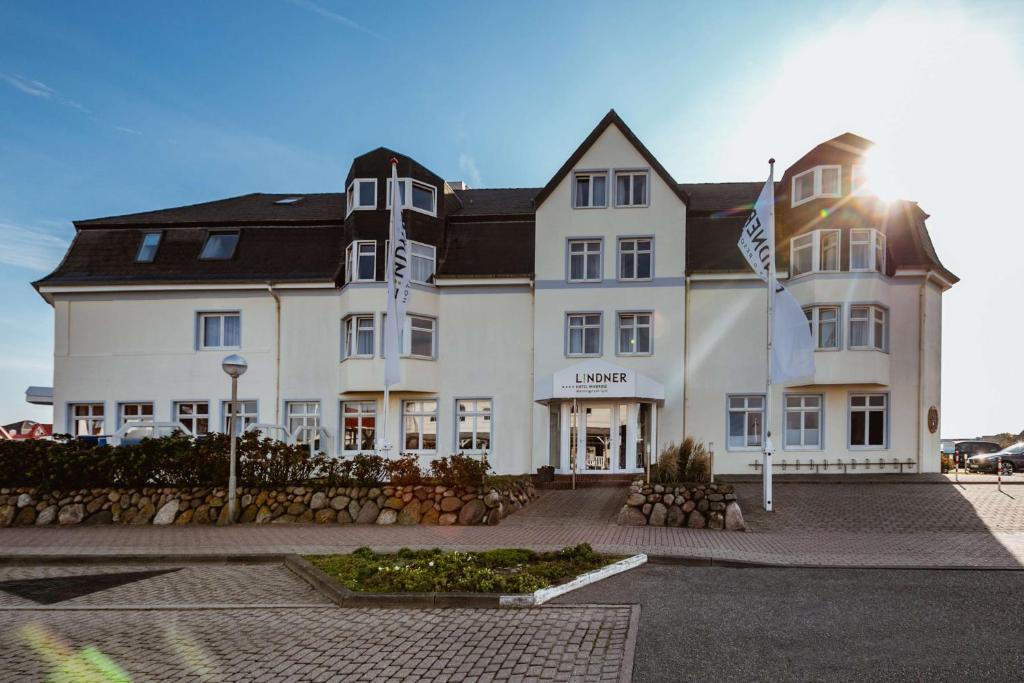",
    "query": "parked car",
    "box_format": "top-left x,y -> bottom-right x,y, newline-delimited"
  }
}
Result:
966,442 -> 1024,475
953,440 -> 1001,462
